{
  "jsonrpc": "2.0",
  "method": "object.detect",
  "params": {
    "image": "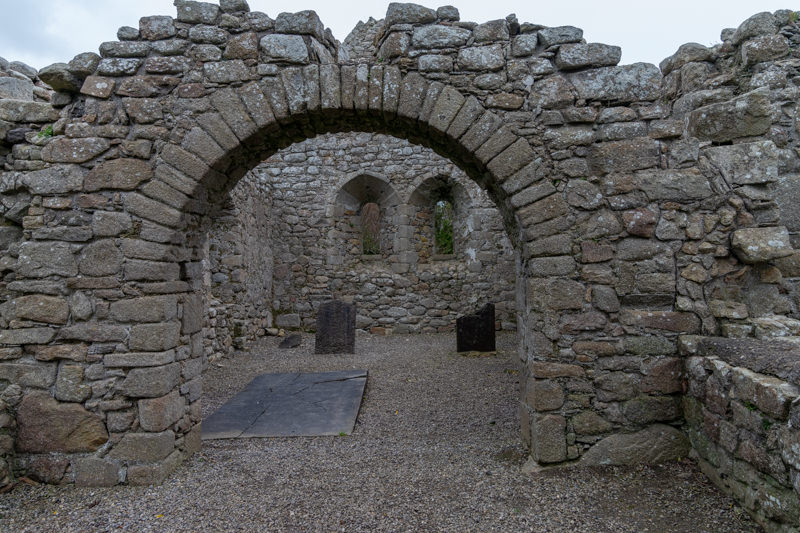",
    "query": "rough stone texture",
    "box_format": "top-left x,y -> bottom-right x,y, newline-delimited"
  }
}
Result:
731,226 -> 793,264
16,391 -> 108,453
687,88 -> 771,142
579,424 -> 690,465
